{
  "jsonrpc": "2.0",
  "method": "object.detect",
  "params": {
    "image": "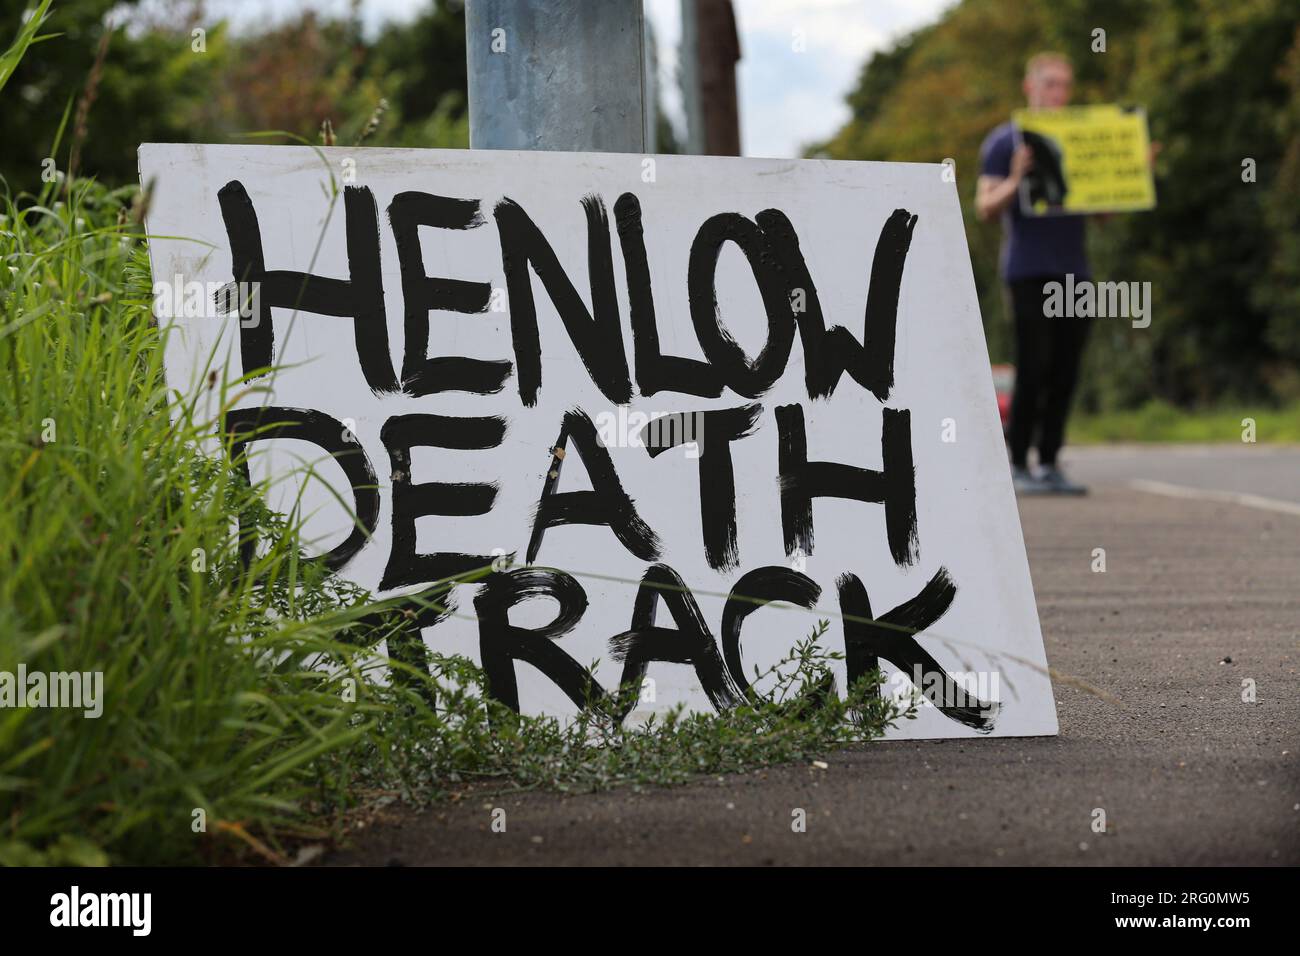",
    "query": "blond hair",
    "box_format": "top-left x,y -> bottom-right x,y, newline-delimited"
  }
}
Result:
1025,52 -> 1072,78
